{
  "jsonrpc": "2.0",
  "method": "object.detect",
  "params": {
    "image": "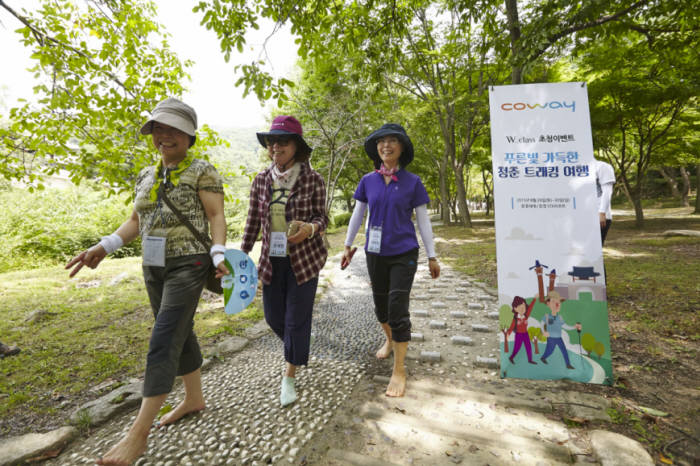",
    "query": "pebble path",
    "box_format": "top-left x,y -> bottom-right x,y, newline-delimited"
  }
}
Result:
41,244 -> 648,465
